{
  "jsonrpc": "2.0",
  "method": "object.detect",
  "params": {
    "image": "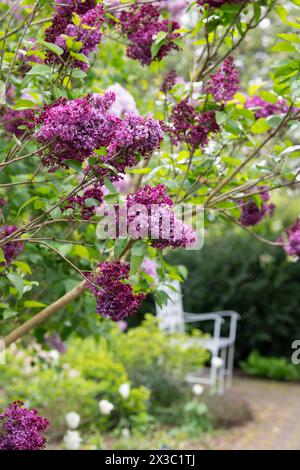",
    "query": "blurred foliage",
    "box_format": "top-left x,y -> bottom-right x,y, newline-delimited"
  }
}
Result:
0,314 -> 211,443
241,350 -> 300,381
